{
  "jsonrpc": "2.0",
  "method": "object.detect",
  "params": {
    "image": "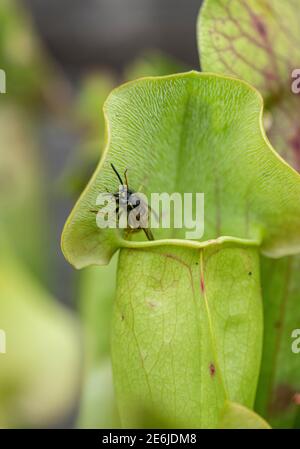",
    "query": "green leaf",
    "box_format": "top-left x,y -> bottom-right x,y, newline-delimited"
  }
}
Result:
219,401 -> 271,429
62,72 -> 300,428
112,245 -> 263,428
62,72 -> 300,269
198,0 -> 300,428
